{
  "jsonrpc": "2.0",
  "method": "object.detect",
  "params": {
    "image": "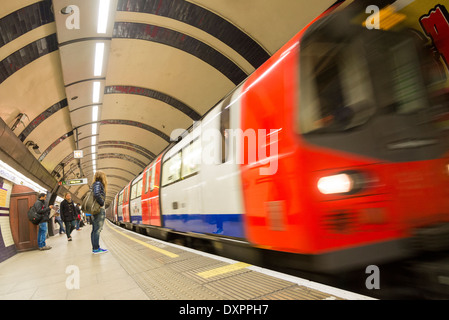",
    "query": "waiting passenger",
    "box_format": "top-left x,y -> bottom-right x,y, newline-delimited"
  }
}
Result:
60,193 -> 77,241
91,171 -> 108,254
35,193 -> 53,251
54,205 -> 65,234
